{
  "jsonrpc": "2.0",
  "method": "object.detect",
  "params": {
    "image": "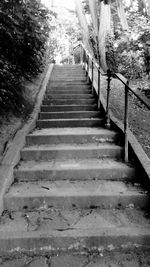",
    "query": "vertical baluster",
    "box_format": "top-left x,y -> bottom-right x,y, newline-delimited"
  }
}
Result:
124,80 -> 129,162
92,59 -> 94,94
105,69 -> 111,128
98,68 -> 100,109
